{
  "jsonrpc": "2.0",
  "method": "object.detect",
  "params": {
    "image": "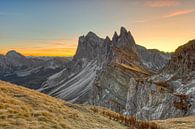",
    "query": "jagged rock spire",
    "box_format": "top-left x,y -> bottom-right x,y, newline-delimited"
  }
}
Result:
111,27 -> 137,51
74,27 -> 140,64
